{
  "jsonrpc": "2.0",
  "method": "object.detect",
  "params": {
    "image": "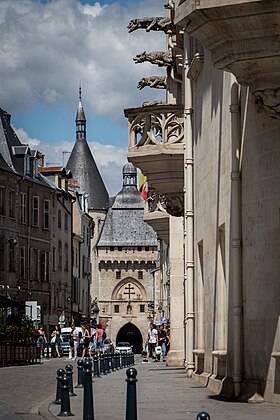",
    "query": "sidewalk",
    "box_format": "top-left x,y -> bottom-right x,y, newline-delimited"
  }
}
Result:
0,356 -> 279,420
47,356 -> 279,420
